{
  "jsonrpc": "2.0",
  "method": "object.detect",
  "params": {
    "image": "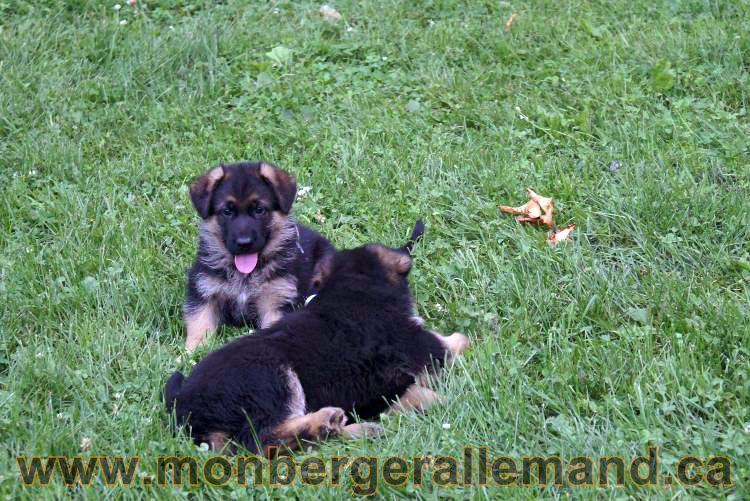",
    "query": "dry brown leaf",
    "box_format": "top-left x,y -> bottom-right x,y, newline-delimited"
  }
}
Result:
547,224 -> 575,244
501,188 -> 555,227
527,188 -> 553,215
501,186 -> 574,245
501,187 -> 574,243
504,11 -> 518,31
499,199 -> 542,219
539,211 -> 554,227
516,216 -> 541,224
